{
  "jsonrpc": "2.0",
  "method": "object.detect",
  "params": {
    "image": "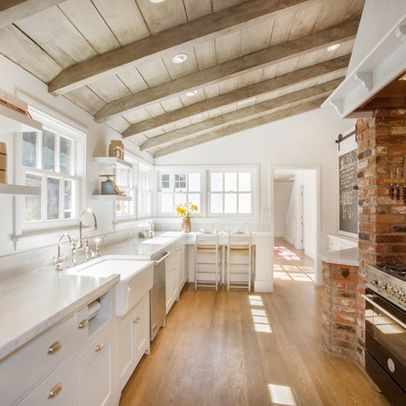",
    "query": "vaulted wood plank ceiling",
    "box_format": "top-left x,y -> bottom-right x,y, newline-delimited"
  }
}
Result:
0,0 -> 365,157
